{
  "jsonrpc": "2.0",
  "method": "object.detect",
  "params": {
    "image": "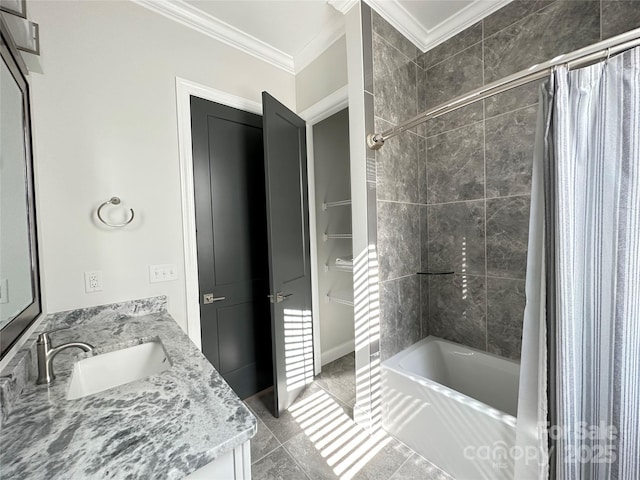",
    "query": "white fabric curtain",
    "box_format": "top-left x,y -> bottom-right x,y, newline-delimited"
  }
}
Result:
514,79 -> 553,480
550,45 -> 640,480
518,45 -> 640,480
